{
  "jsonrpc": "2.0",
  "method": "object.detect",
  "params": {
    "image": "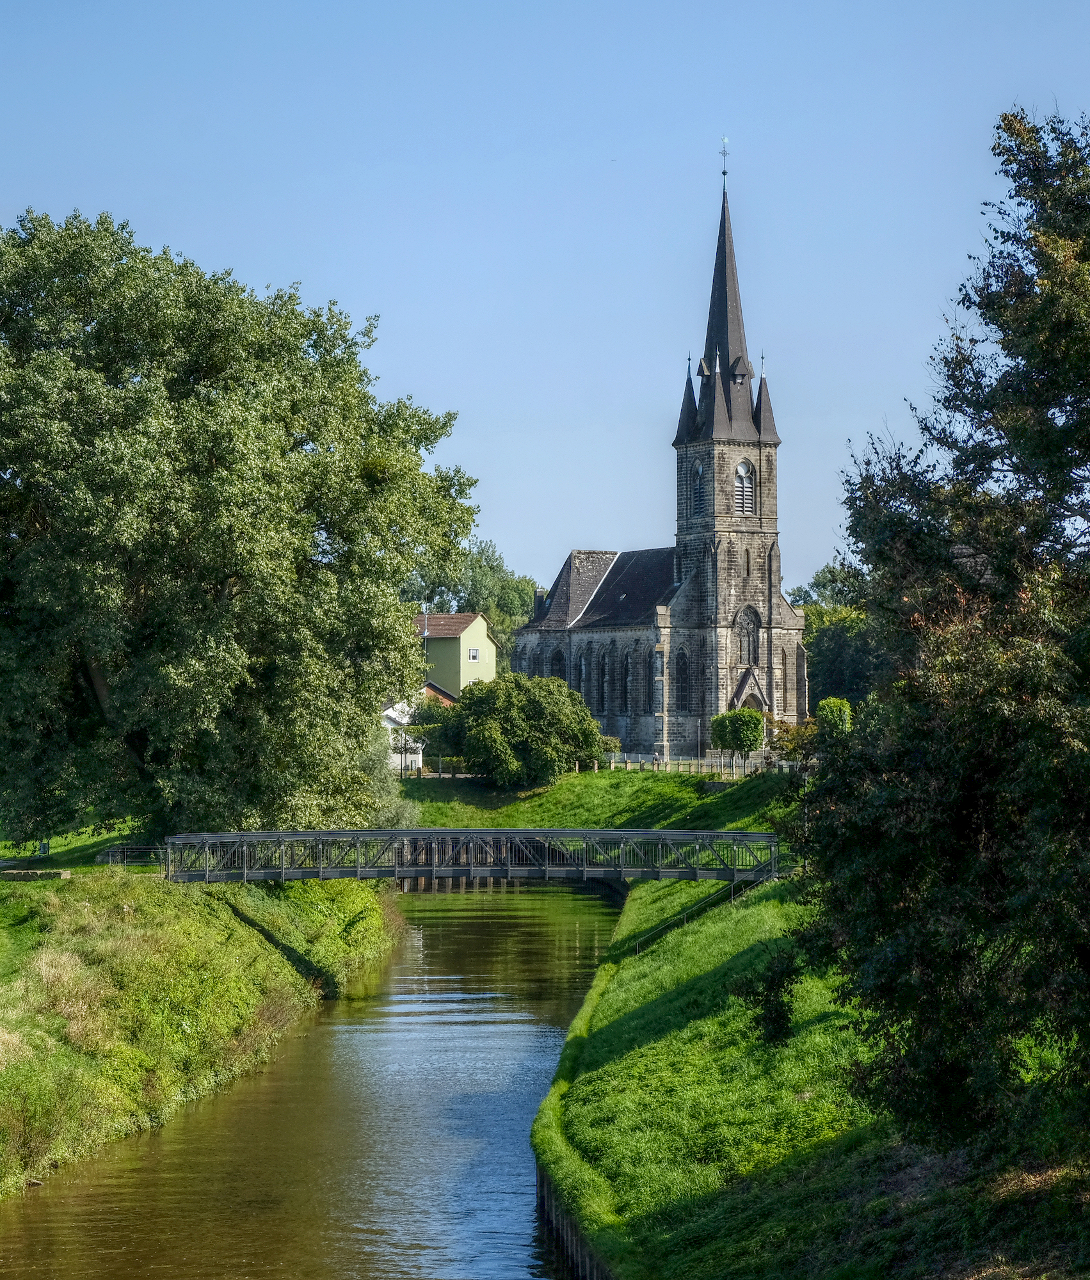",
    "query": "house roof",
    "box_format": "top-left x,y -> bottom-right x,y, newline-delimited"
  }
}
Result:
423,680 -> 458,705
529,551 -> 619,631
574,548 -> 680,627
521,547 -> 679,634
414,612 -> 484,639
